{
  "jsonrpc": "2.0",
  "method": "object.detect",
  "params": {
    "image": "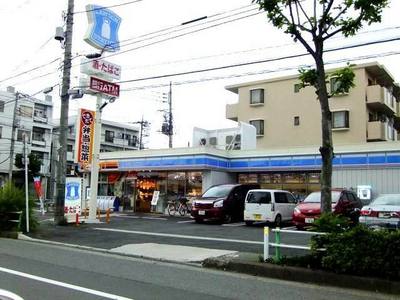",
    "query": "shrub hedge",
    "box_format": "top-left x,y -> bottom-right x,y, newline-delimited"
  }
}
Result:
0,182 -> 38,233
